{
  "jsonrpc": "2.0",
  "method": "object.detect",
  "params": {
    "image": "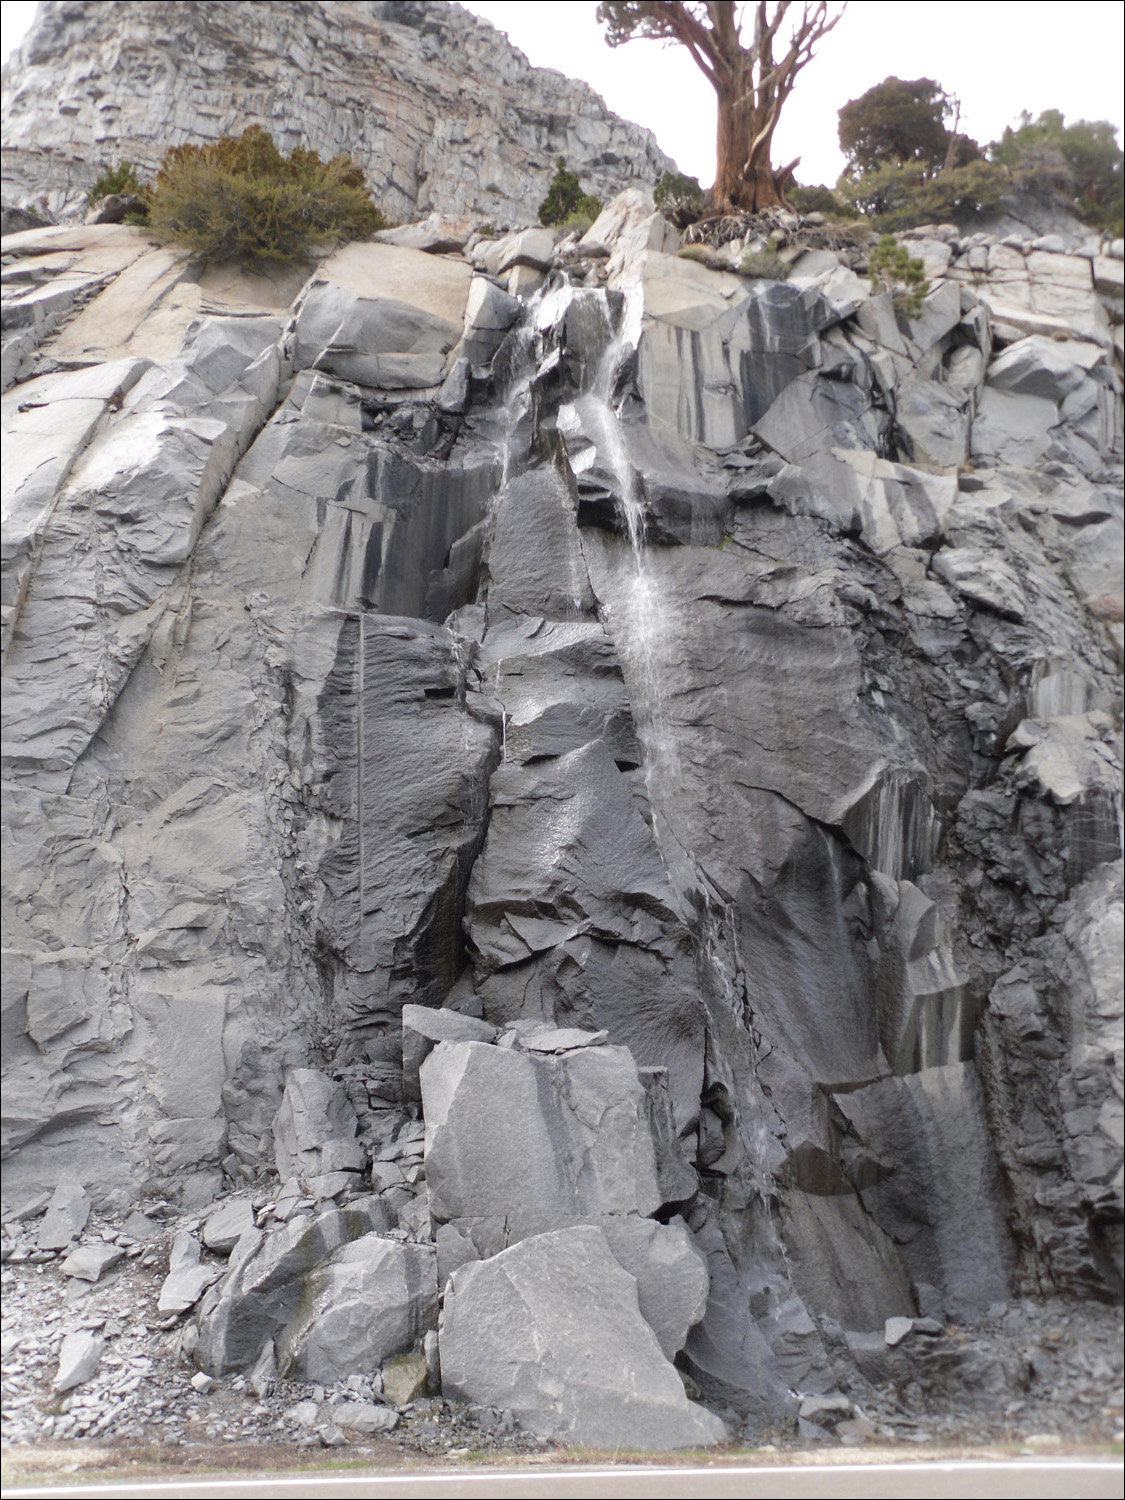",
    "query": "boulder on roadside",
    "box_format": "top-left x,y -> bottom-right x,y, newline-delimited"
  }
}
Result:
275,1236 -> 438,1384
439,1225 -> 728,1450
